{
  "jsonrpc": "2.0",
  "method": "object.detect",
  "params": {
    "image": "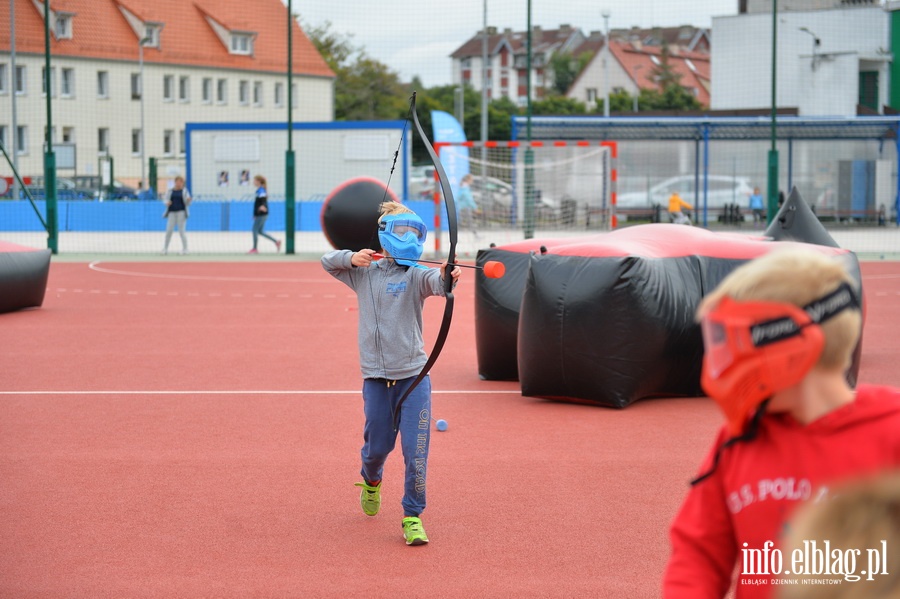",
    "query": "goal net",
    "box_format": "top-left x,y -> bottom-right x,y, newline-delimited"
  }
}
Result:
434,140 -> 617,242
